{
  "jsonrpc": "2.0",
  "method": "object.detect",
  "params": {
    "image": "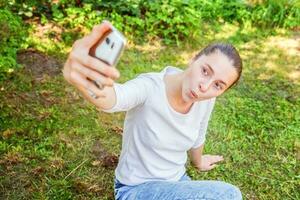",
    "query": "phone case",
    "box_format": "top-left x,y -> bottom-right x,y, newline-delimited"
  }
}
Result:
89,26 -> 126,66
